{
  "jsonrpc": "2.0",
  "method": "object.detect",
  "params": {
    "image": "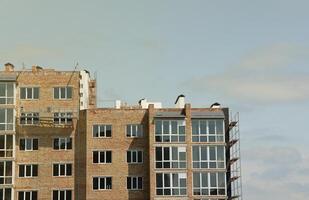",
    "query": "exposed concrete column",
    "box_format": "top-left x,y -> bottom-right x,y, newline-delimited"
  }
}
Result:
148,104 -> 155,200
184,103 -> 193,198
